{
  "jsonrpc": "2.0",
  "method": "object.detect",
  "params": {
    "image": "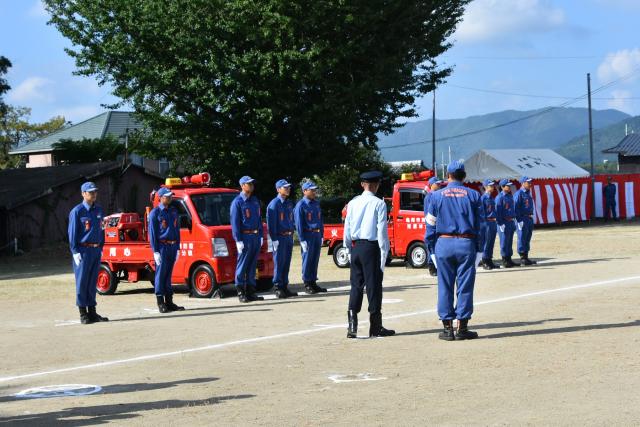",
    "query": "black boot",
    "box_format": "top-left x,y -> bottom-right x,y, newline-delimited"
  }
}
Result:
237,286 -> 249,303
274,287 -> 288,299
455,319 -> 478,340
502,257 -> 518,268
509,256 -> 520,267
488,259 -> 500,269
79,307 -> 91,324
245,287 -> 264,301
438,320 -> 455,341
305,281 -> 326,294
369,312 -> 395,337
481,258 -> 494,270
312,281 -> 327,293
522,252 -> 536,265
283,286 -> 298,297
165,295 -> 185,311
157,295 -> 169,313
88,306 -> 109,322
347,310 -> 358,338
428,263 -> 438,277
